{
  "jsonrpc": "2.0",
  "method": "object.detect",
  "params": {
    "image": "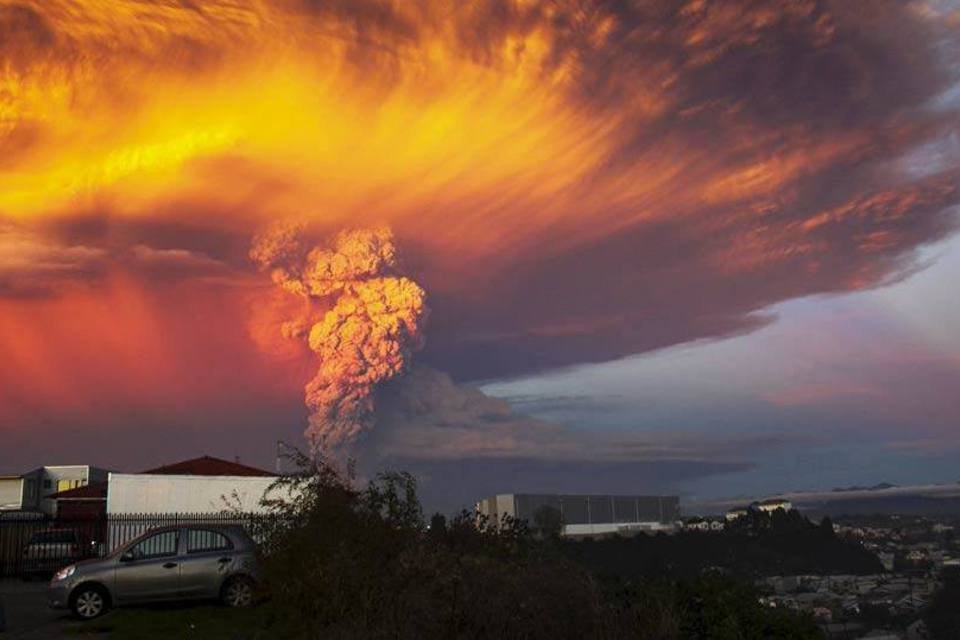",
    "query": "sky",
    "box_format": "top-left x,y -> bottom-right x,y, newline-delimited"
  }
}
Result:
0,0 -> 958,513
